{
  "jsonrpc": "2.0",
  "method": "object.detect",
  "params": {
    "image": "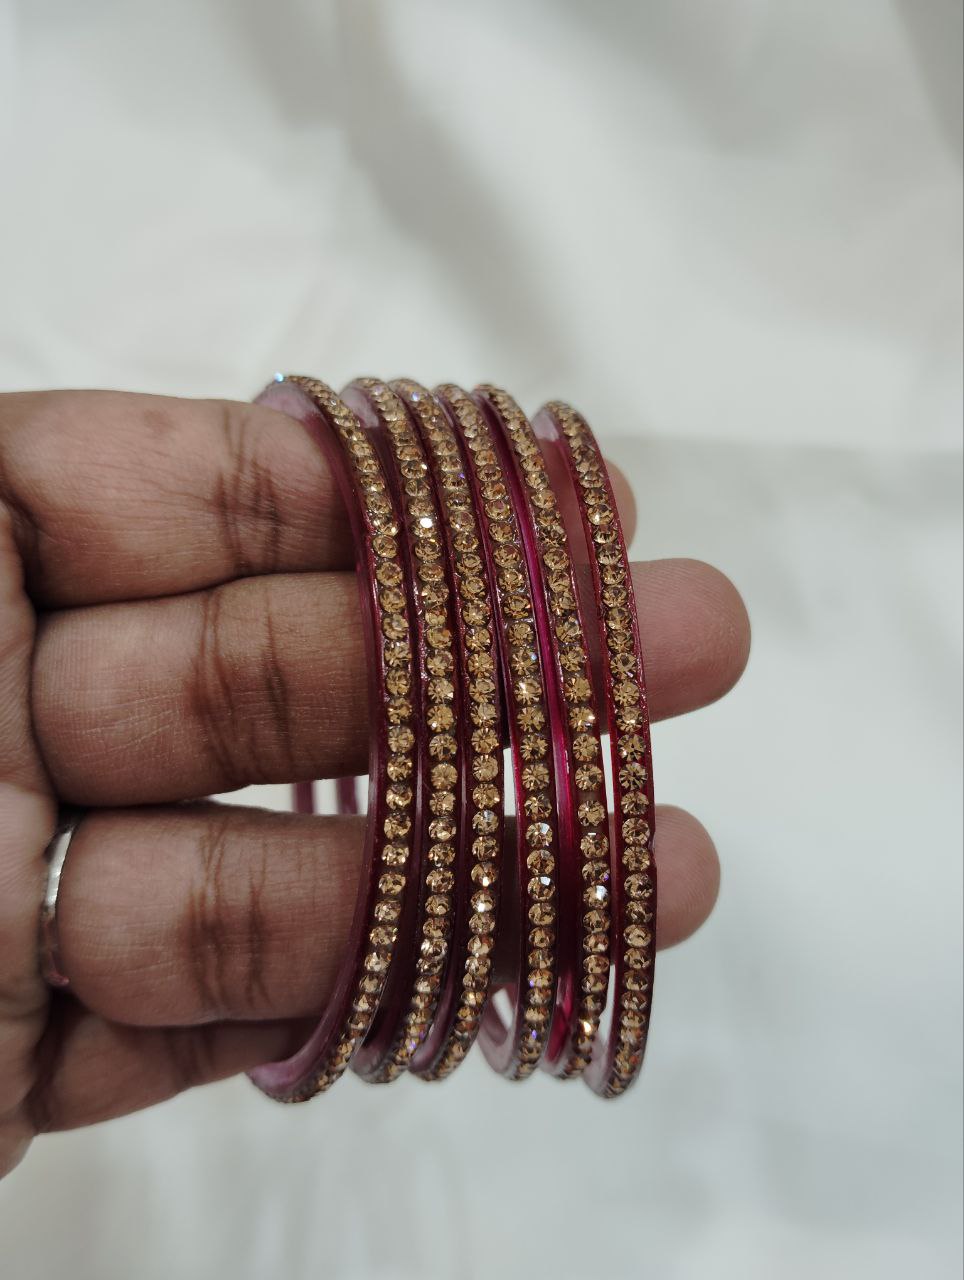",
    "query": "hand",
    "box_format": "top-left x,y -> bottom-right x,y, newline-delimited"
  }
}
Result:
0,389 -> 750,1176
